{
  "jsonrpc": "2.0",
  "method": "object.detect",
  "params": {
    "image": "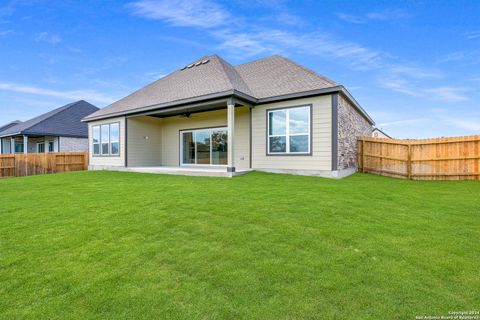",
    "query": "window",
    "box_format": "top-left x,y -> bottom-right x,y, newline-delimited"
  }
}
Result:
37,143 -> 45,153
48,141 -> 55,152
14,142 -> 24,153
93,122 -> 120,156
180,127 -> 228,165
267,105 -> 311,154
101,124 -> 109,155
92,126 -> 100,155
110,123 -> 119,155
